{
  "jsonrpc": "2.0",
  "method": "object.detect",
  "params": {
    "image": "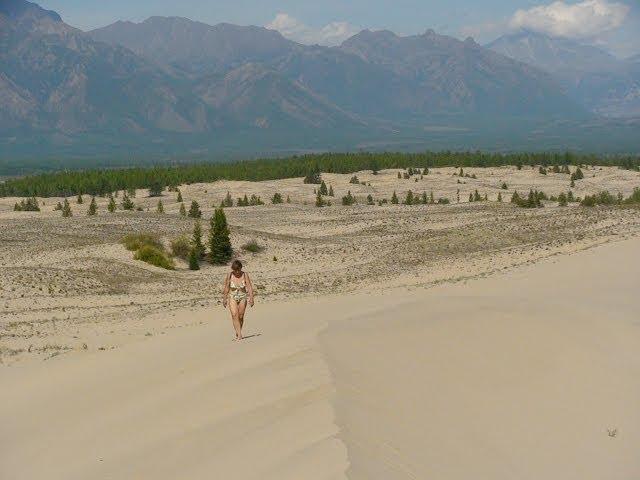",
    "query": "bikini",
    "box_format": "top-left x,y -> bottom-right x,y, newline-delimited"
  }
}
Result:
229,273 -> 248,303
